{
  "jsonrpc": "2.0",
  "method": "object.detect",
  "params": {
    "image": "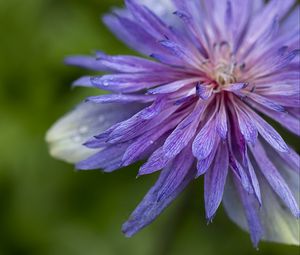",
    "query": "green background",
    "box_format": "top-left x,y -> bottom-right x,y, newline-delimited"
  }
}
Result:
0,0 -> 299,254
